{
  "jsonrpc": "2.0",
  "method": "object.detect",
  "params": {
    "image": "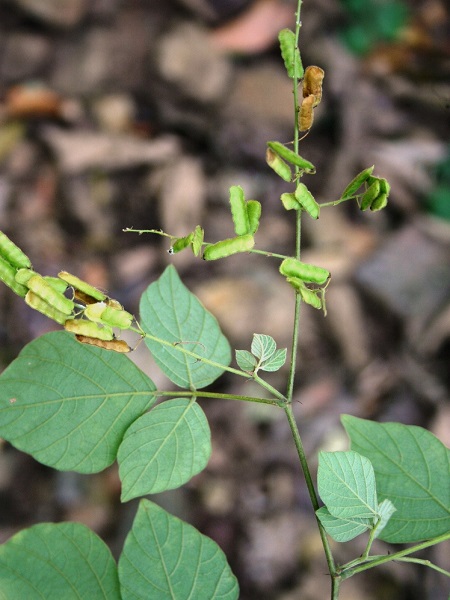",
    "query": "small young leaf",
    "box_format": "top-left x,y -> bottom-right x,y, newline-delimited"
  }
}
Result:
118,399 -> 211,501
318,451 -> 378,520
251,333 -> 277,361
0,523 -> 121,600
316,506 -> 371,543
118,499 -> 239,600
374,499 -> 397,539
235,350 -> 257,372
260,348 -> 287,372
